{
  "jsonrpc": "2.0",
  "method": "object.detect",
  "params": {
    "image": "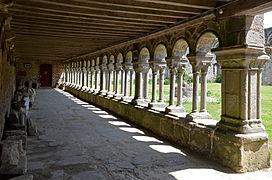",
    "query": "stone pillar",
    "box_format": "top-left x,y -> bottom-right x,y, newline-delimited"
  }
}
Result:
107,61 -> 114,97
114,61 -> 123,99
131,62 -> 148,106
165,57 -> 185,114
94,64 -> 100,93
89,66 -> 95,91
129,70 -> 134,97
200,65 -> 209,113
176,58 -> 187,110
148,62 -> 166,109
158,66 -> 165,103
143,70 -> 149,101
99,63 -> 107,95
122,61 -> 133,101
